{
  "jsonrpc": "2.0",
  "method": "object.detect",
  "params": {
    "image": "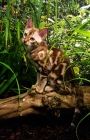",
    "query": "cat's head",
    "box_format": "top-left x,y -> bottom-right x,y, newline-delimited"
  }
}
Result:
22,18 -> 48,50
